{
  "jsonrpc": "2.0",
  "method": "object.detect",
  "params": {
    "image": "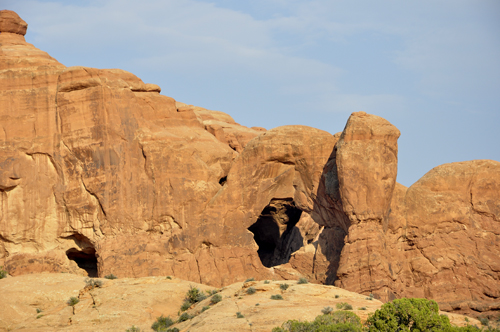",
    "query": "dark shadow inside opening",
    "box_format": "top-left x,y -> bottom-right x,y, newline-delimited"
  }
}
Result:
219,176 -> 227,186
248,198 -> 303,267
66,247 -> 98,277
65,233 -> 98,277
